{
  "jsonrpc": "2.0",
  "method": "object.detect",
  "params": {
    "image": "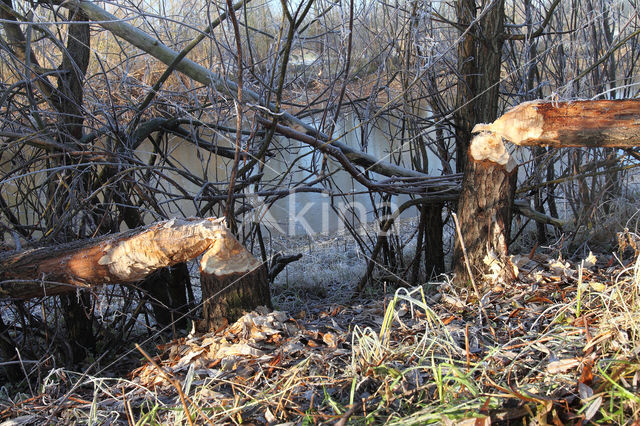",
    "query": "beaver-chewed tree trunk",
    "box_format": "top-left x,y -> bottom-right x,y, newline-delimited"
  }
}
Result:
200,234 -> 271,331
0,218 -> 236,299
0,216 -> 271,331
472,99 -> 640,148
453,133 -> 518,287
